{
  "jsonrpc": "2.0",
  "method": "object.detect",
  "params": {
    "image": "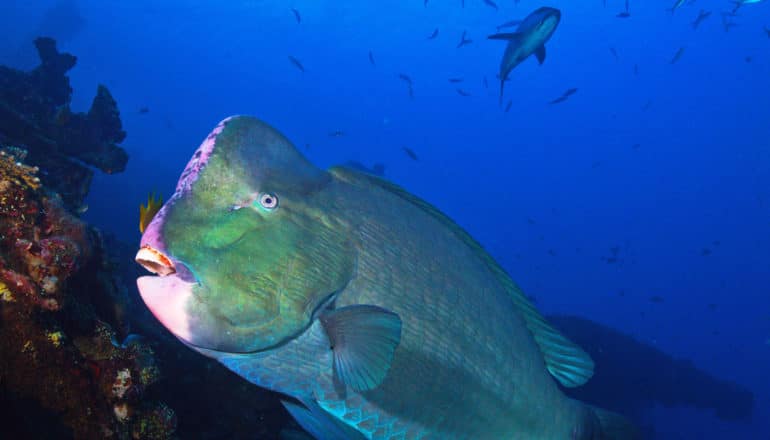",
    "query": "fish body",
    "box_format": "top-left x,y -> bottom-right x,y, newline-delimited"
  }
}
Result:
668,0 -> 687,13
456,88 -> 470,96
483,0 -> 498,10
669,47 -> 685,64
368,50 -> 376,66
288,55 -> 305,72
428,28 -> 439,39
402,146 -> 419,161
291,8 -> 301,24
549,96 -> 567,104
692,10 -> 711,29
457,30 -> 472,48
617,0 -> 630,17
135,116 -> 638,440
488,7 -> 562,103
